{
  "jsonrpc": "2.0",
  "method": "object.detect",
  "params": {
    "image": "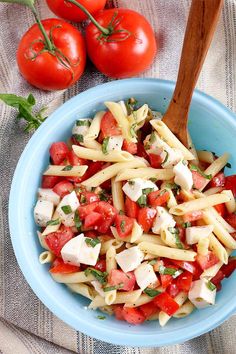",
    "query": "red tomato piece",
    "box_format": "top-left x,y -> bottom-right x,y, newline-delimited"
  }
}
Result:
67,150 -> 87,166
136,142 -> 150,162
160,274 -> 173,289
176,271 -> 193,292
211,270 -> 225,291
137,207 -> 156,233
81,192 -> 100,204
53,180 -> 74,198
50,258 -> 80,273
122,307 -> 146,325
84,212 -> 103,229
166,281 -> 180,298
183,210 -> 203,223
49,142 -> 70,165
78,202 -> 99,220
196,251 -> 219,270
41,175 -> 62,188
101,111 -> 122,137
125,197 -> 139,218
79,161 -> 104,183
225,213 -> 236,229
95,201 -> 117,233
84,230 -> 98,239
210,172 -> 225,188
113,305 -> 125,321
214,203 -> 227,217
139,301 -> 159,319
108,269 -> 136,291
115,215 -> 134,238
225,175 -> 236,197
149,153 -> 163,168
192,171 -> 207,190
94,259 -> 106,272
153,292 -> 179,316
148,190 -> 169,207
170,260 -> 202,278
221,258 -> 236,278
122,140 -> 137,154
45,226 -> 74,256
